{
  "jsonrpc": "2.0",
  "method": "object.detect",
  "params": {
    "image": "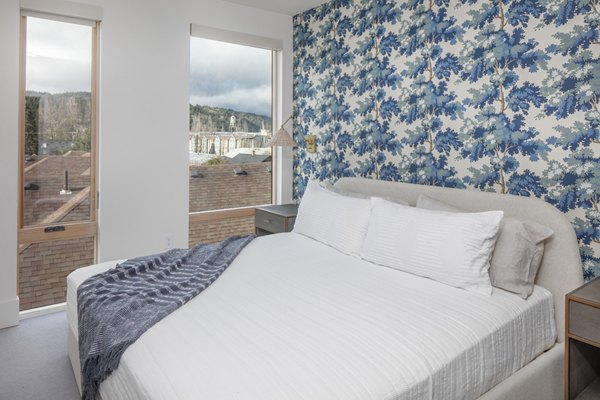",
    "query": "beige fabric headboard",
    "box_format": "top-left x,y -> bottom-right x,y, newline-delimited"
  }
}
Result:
334,177 -> 584,342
